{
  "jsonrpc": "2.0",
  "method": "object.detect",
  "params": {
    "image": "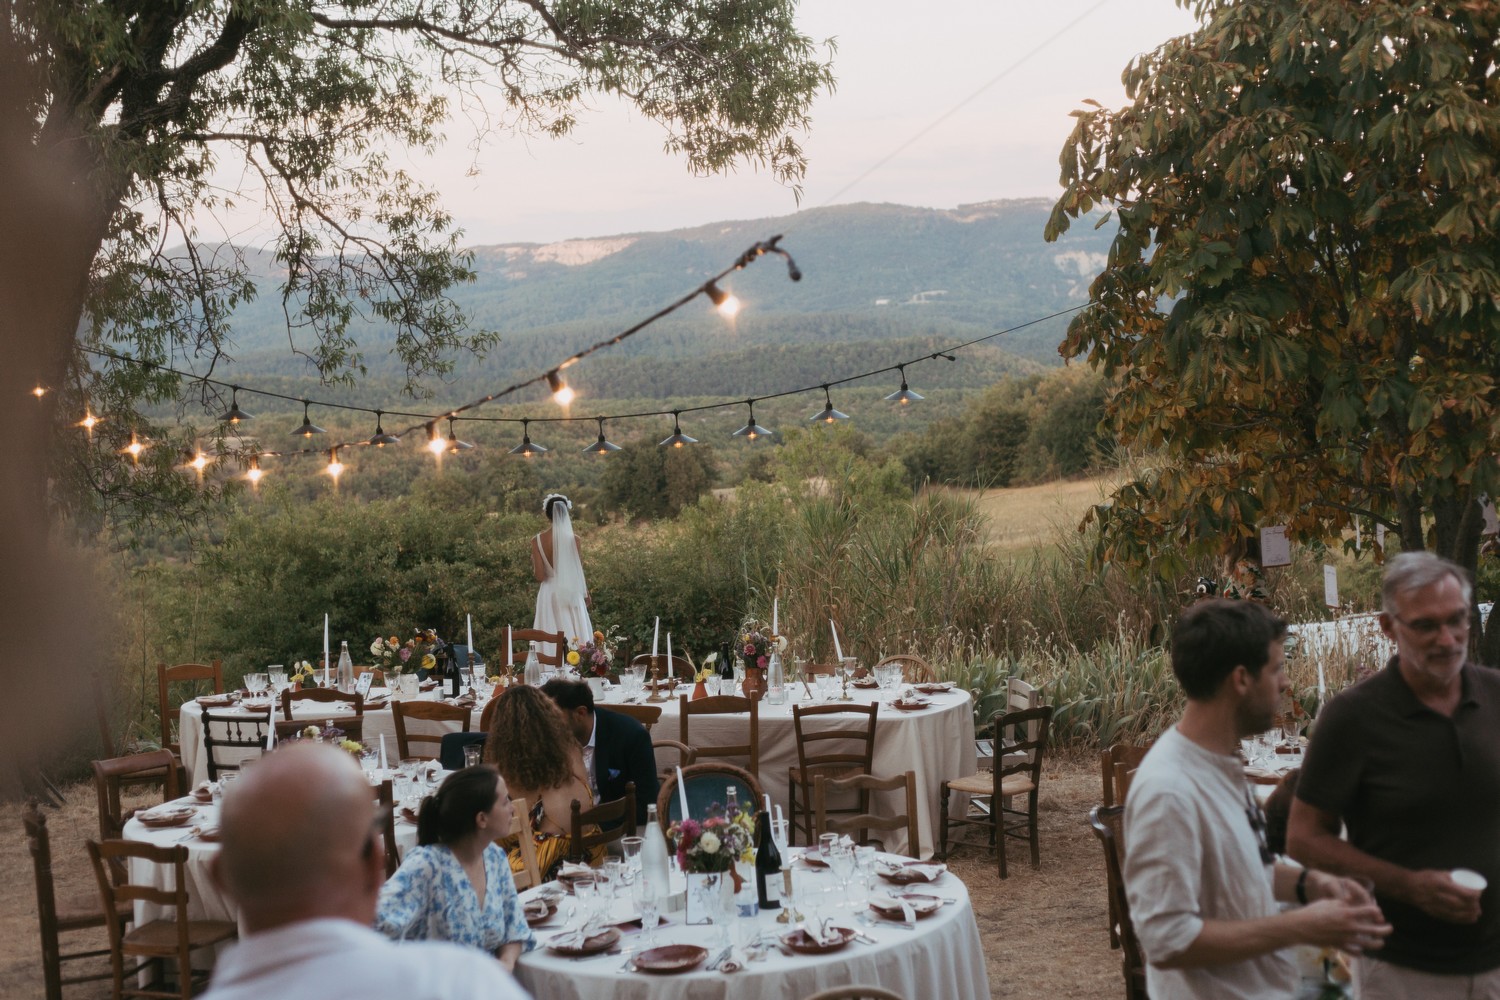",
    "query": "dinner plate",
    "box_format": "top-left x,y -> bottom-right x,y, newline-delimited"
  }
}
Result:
852,678 -> 879,689
876,862 -> 946,885
870,893 -> 942,920
632,944 -> 708,974
799,850 -> 830,868
523,900 -> 558,927
545,927 -> 620,957
892,699 -> 931,712
781,926 -> 855,954
914,682 -> 956,694
136,807 -> 196,829
192,825 -> 222,843
195,694 -> 237,707
191,785 -> 214,803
